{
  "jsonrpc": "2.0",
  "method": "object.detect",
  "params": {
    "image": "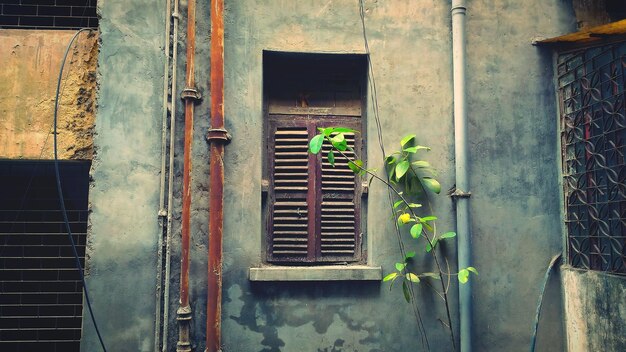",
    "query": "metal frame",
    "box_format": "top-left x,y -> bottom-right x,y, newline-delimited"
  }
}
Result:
556,40 -> 626,275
